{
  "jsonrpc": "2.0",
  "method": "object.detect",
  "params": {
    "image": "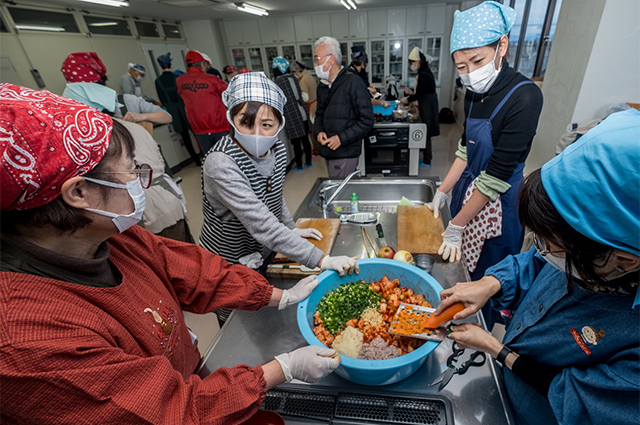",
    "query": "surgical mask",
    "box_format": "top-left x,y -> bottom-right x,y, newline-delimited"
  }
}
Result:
135,75 -> 144,82
544,252 -> 640,282
459,47 -> 502,94
315,56 -> 331,80
83,177 -> 146,233
227,111 -> 285,157
410,64 -> 419,72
